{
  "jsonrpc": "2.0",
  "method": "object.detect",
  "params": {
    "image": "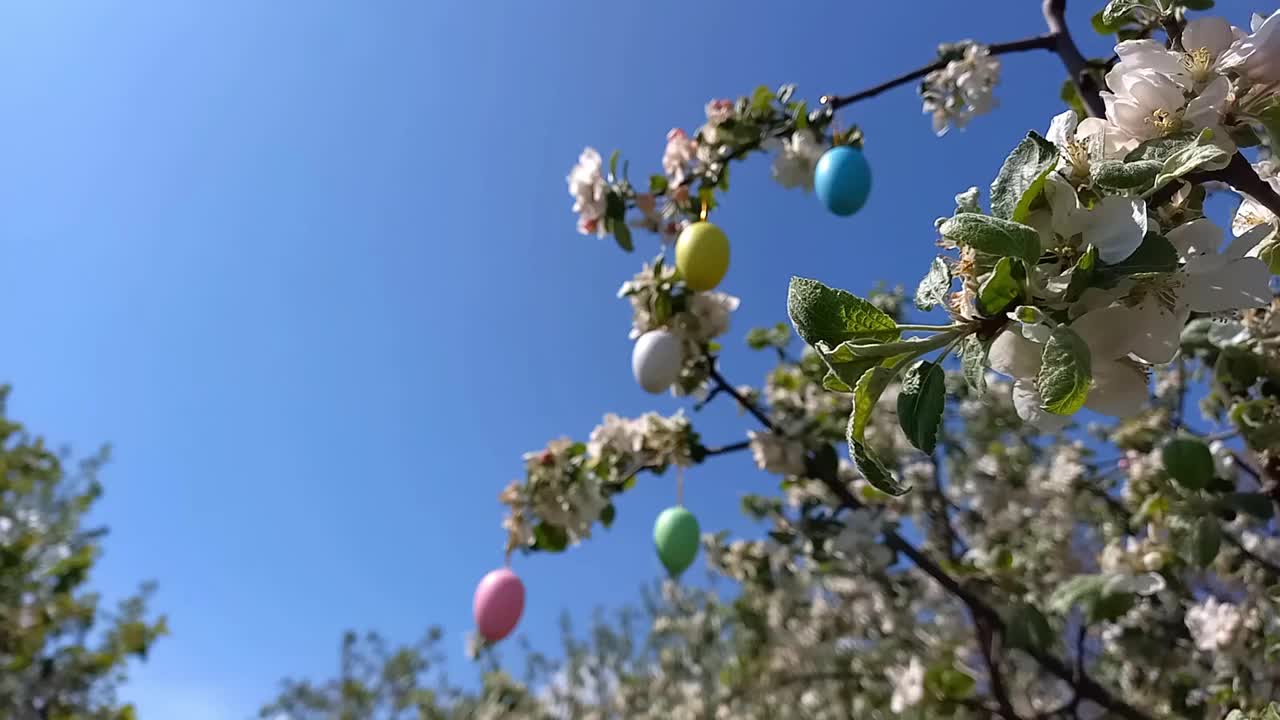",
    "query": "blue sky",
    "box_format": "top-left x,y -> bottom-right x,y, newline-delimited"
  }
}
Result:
0,0 -> 1260,716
